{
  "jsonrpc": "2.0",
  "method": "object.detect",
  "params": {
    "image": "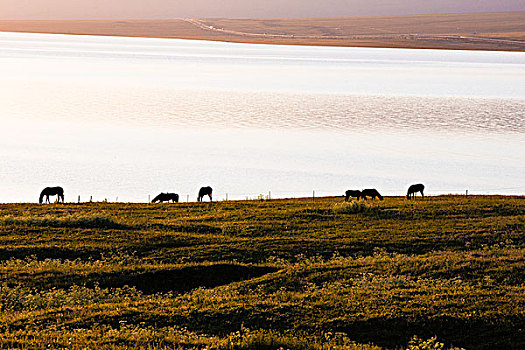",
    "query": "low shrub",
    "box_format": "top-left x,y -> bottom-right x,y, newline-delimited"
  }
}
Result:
333,202 -> 378,215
